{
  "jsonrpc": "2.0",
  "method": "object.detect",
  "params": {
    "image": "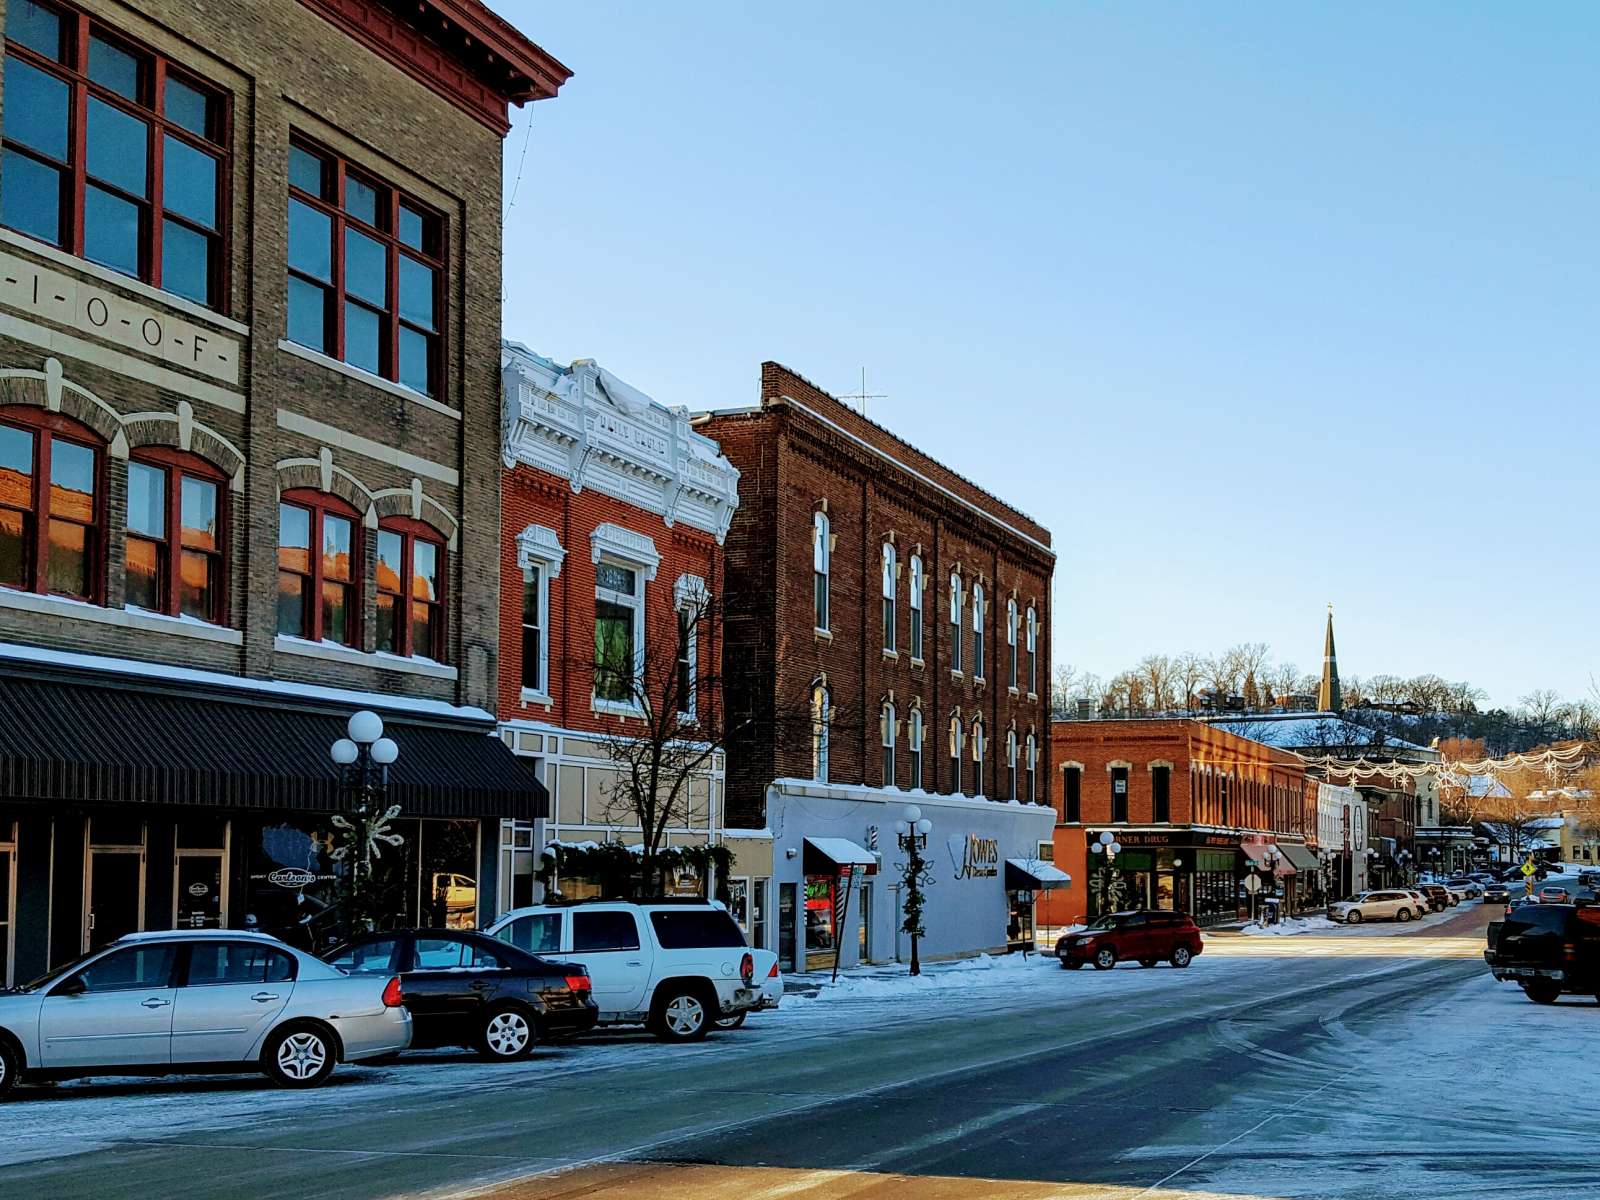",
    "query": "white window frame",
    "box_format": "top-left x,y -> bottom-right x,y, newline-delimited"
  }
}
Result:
674,574 -> 708,722
811,680 -> 830,782
908,554 -> 924,661
516,523 -> 566,704
881,699 -> 897,787
1006,729 -> 1018,800
1026,605 -> 1038,696
590,525 -> 658,715
908,706 -> 923,791
813,511 -> 830,632
971,717 -> 986,796
971,583 -> 986,682
1007,598 -> 1019,690
1026,733 -> 1038,803
948,712 -> 963,794
949,572 -> 963,674
881,543 -> 897,654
